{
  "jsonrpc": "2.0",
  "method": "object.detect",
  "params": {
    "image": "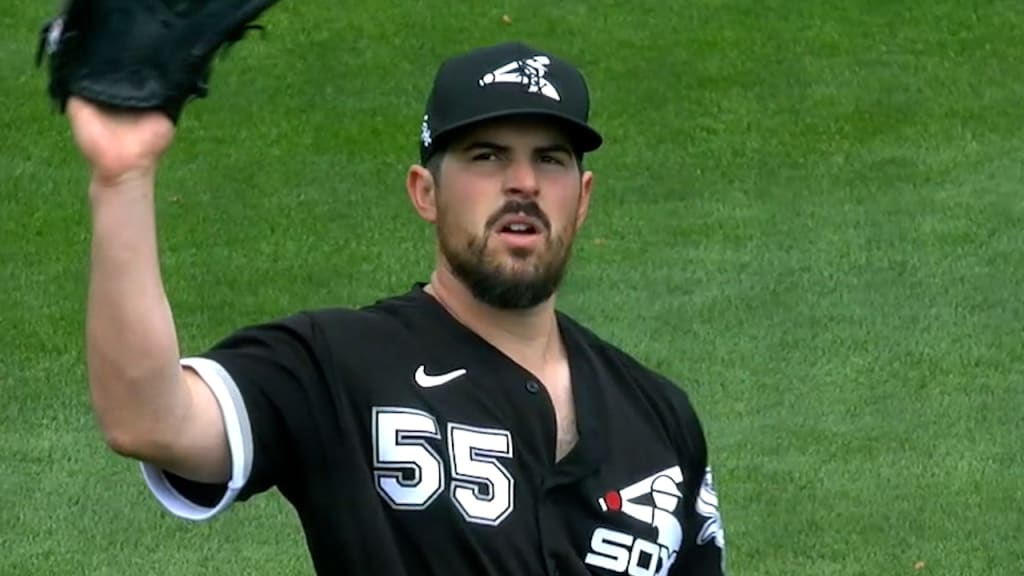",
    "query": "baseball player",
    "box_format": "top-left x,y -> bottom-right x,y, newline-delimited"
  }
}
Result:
70,41 -> 726,575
